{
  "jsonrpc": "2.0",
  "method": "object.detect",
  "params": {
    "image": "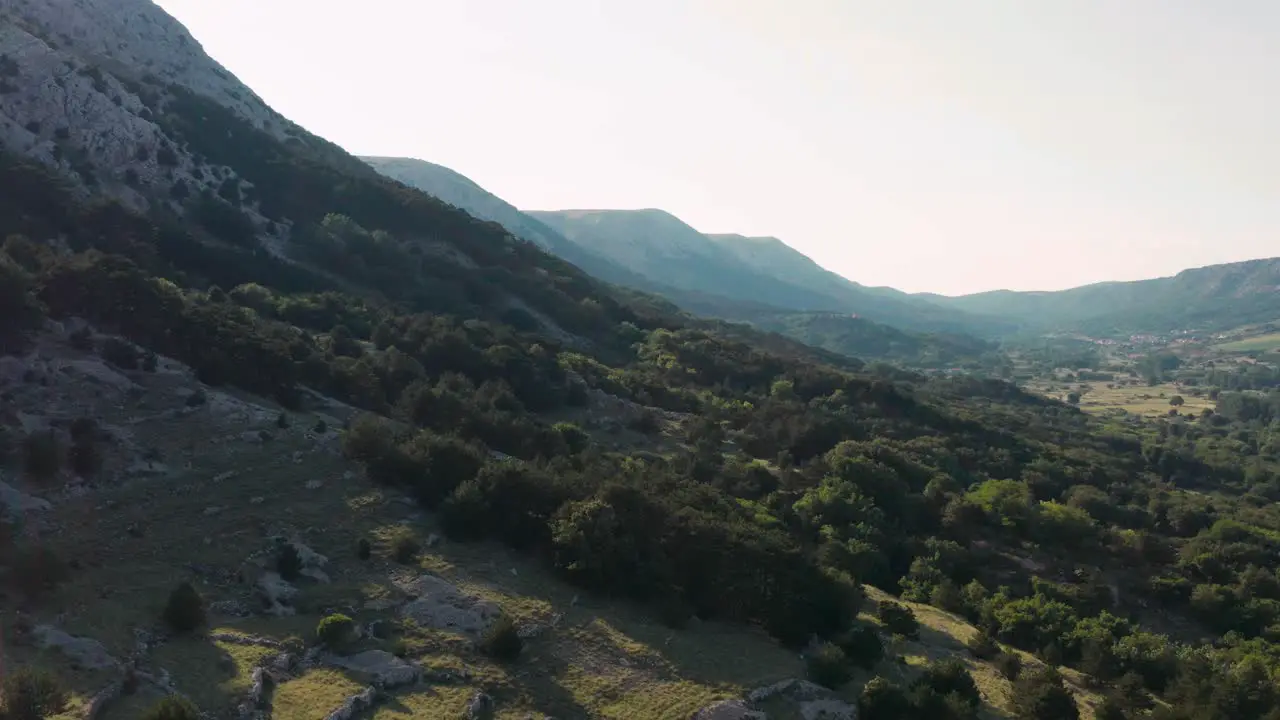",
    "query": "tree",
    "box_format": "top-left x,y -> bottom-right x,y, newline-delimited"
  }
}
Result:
1012,668 -> 1079,720
276,544 -> 303,581
877,601 -> 919,638
807,641 -> 852,689
913,658 -> 980,709
1169,395 -> 1185,407
1066,392 -> 1080,405
163,581 -> 206,633
316,613 -> 355,650
0,667 -> 67,720
480,614 -> 523,662
859,677 -> 911,720
837,624 -> 885,670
